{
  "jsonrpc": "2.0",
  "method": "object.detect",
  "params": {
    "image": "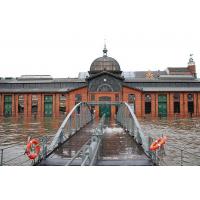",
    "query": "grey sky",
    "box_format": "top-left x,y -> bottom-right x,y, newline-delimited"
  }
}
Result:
0,0 -> 200,78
